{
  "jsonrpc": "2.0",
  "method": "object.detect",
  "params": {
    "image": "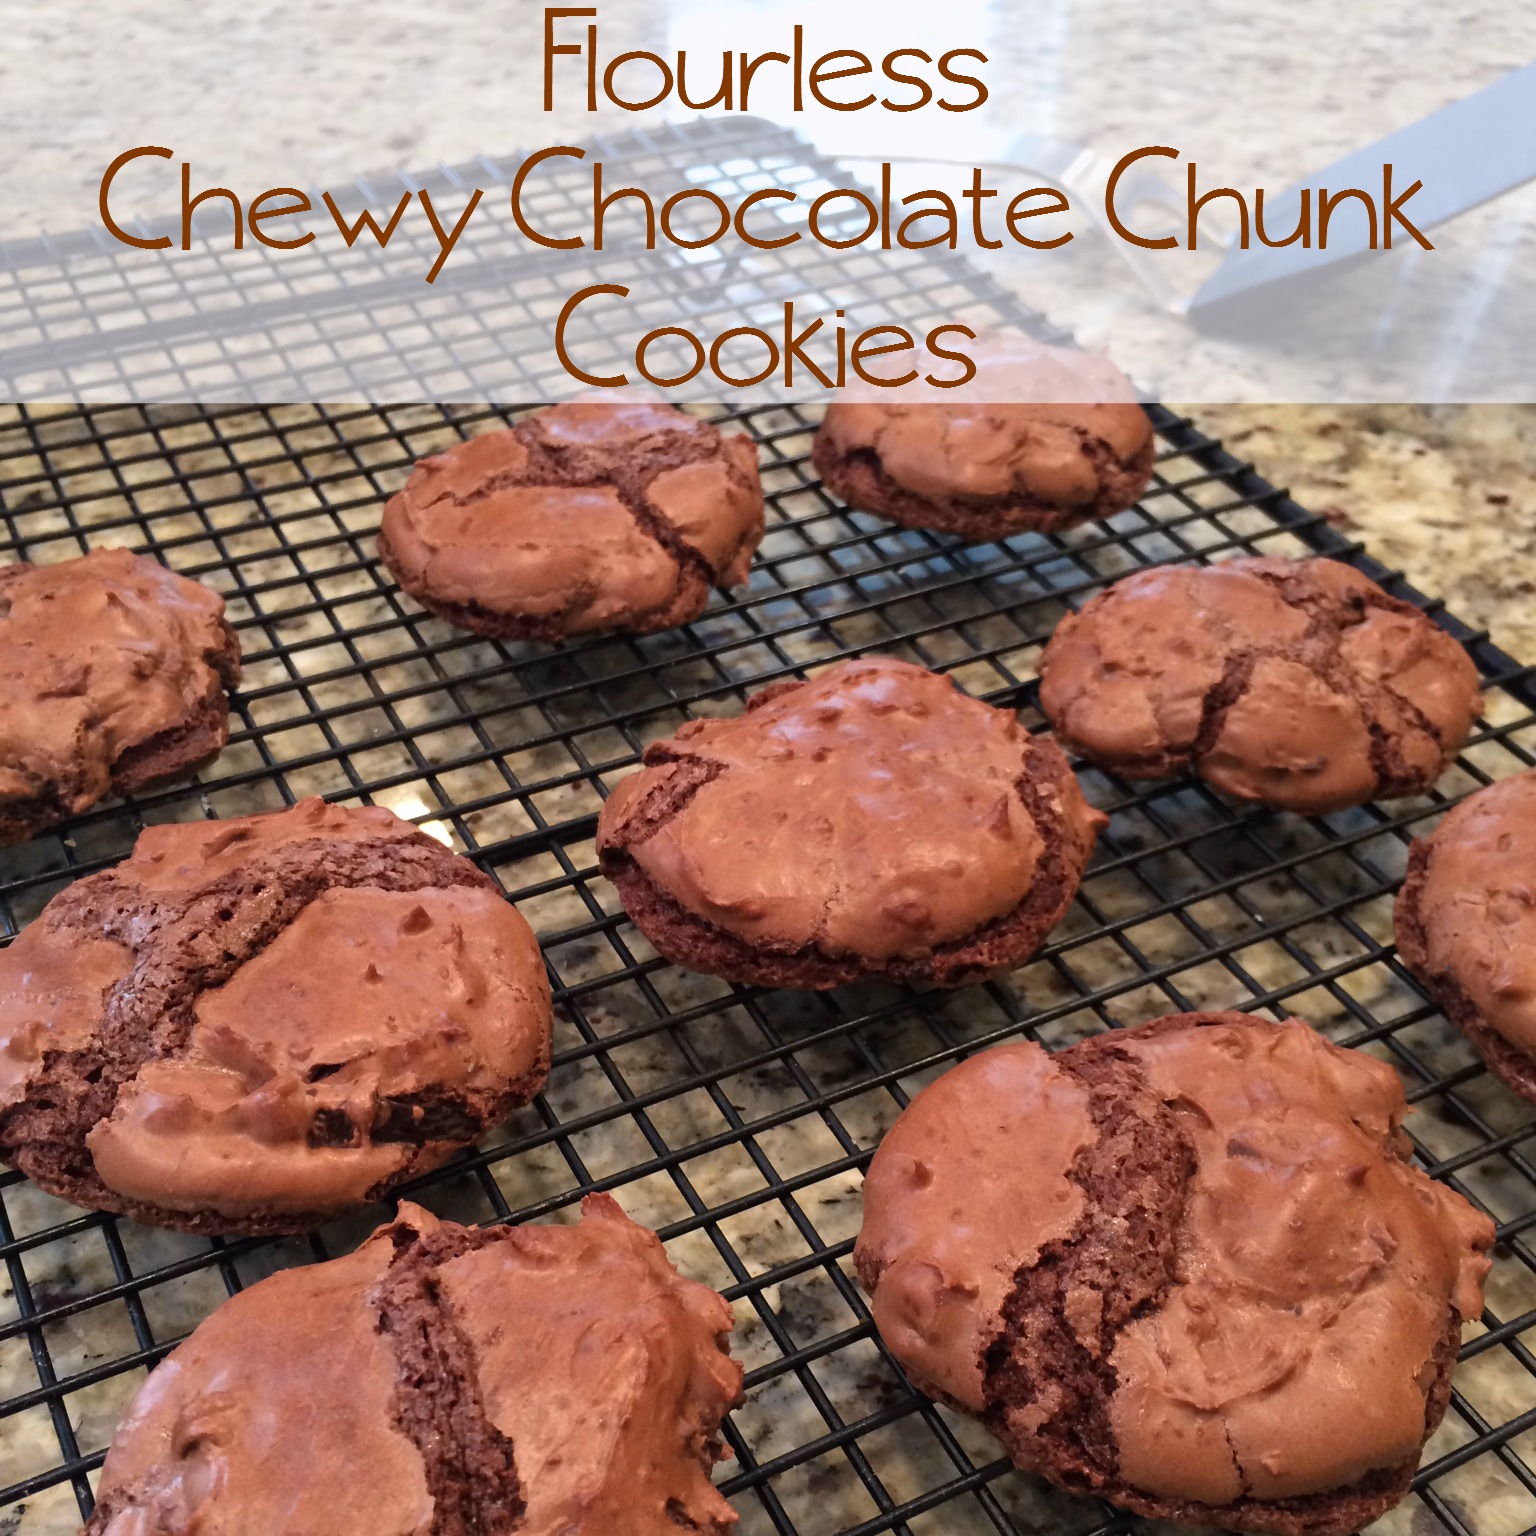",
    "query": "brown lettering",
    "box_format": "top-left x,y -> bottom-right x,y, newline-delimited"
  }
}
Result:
808,189 -> 879,249
1105,146 -> 1179,250
1318,186 -> 1379,249
248,189 -> 315,250
181,165 -> 243,249
322,190 -> 413,249
1005,187 -> 1072,249
1254,187 -> 1311,249
936,49 -> 989,111
554,283 -> 629,386
1187,165 -> 1250,250
660,188 -> 731,249
709,326 -> 781,388
635,326 -> 707,387
603,50 -> 674,111
543,7 -> 597,112
809,50 -> 876,111
1383,164 -> 1432,250
735,188 -> 800,250
418,188 -> 485,283
511,146 -> 586,250
881,50 -> 934,112
924,323 -> 978,387
851,326 -> 919,386
99,146 -> 173,251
